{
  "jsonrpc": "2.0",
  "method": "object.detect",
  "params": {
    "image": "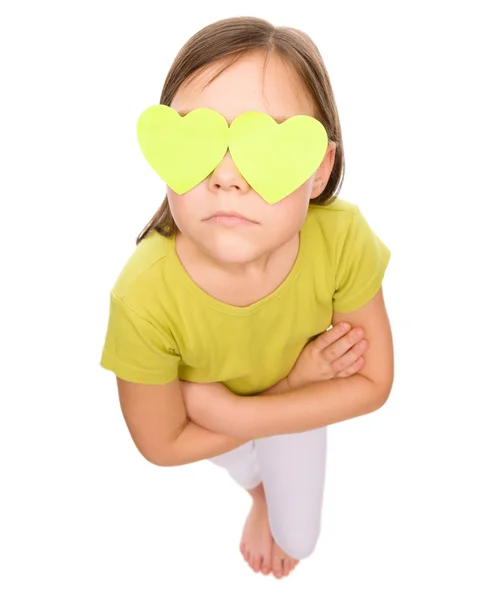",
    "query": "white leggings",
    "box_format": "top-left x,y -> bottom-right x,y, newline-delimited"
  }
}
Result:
209,427 -> 327,560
